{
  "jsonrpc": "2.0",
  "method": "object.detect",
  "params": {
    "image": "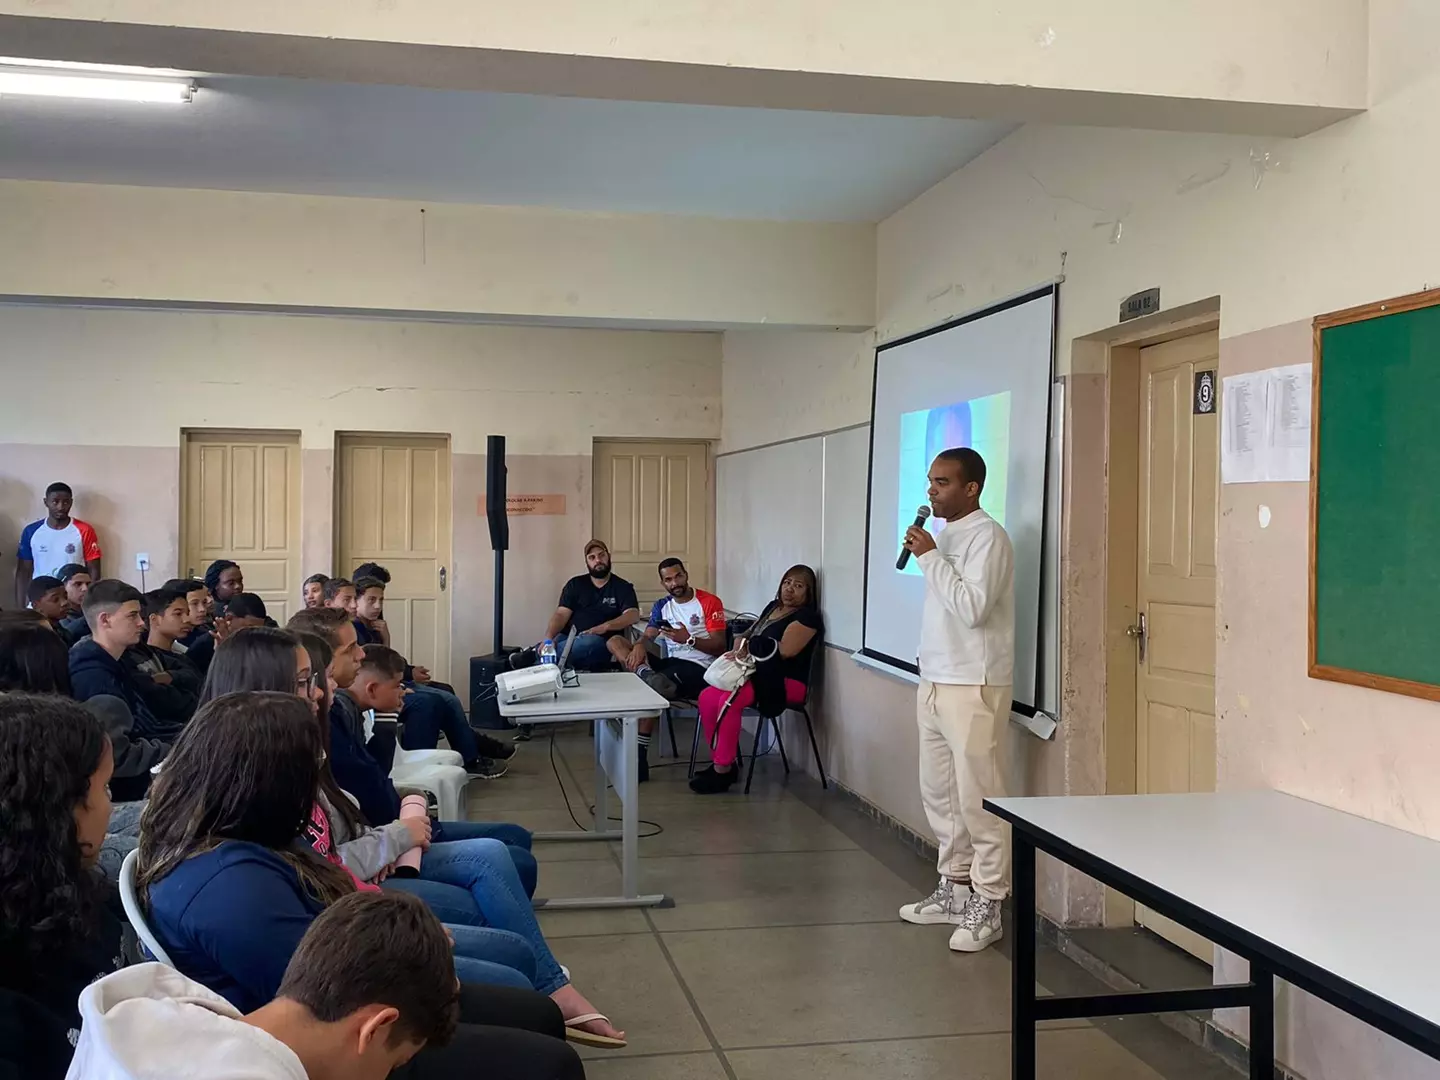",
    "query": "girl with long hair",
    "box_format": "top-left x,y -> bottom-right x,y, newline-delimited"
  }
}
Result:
136,691 -> 586,1079
691,563 -> 825,794
0,694 -> 118,1079
194,629 -> 624,1046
